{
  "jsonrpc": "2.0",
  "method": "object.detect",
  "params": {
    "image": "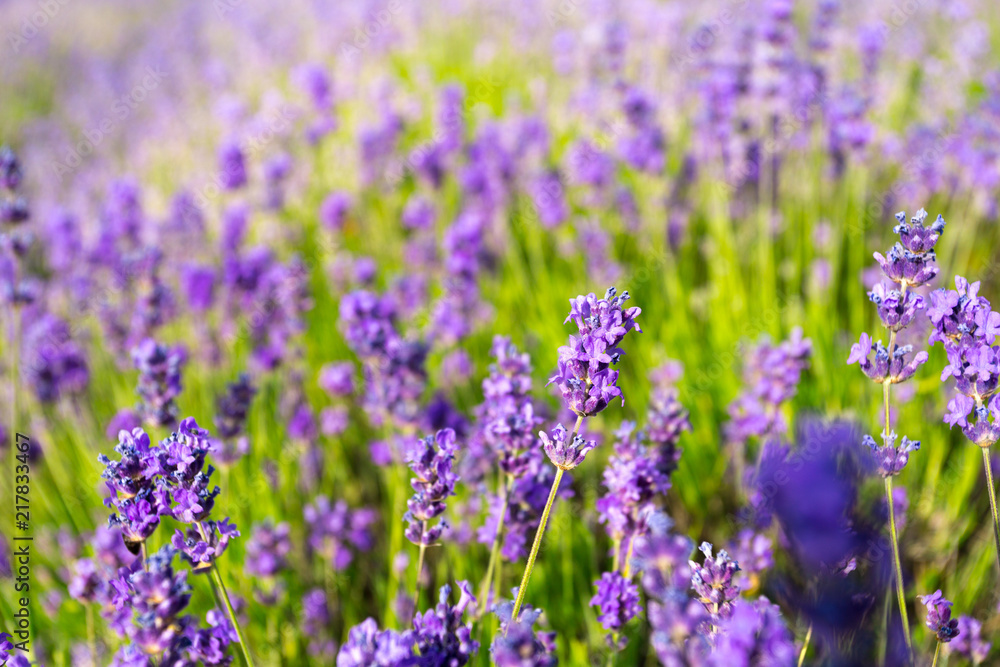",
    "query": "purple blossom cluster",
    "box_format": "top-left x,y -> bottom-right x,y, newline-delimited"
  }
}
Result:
726,328 -> 811,448
548,287 -> 642,417
107,545 -> 235,665
131,338 -> 185,428
927,276 -> 1000,446
690,542 -> 742,621
213,373 -> 256,465
339,289 -> 428,428
404,428 -> 459,546
303,495 -> 376,570
918,590 -> 960,643
490,602 -> 558,667
338,581 -> 478,666
590,570 -> 643,644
